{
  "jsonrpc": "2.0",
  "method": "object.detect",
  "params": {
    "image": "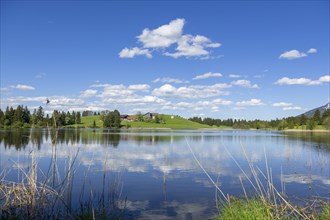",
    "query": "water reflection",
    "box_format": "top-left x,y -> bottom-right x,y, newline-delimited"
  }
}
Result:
0,129 -> 329,219
0,129 -> 190,150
